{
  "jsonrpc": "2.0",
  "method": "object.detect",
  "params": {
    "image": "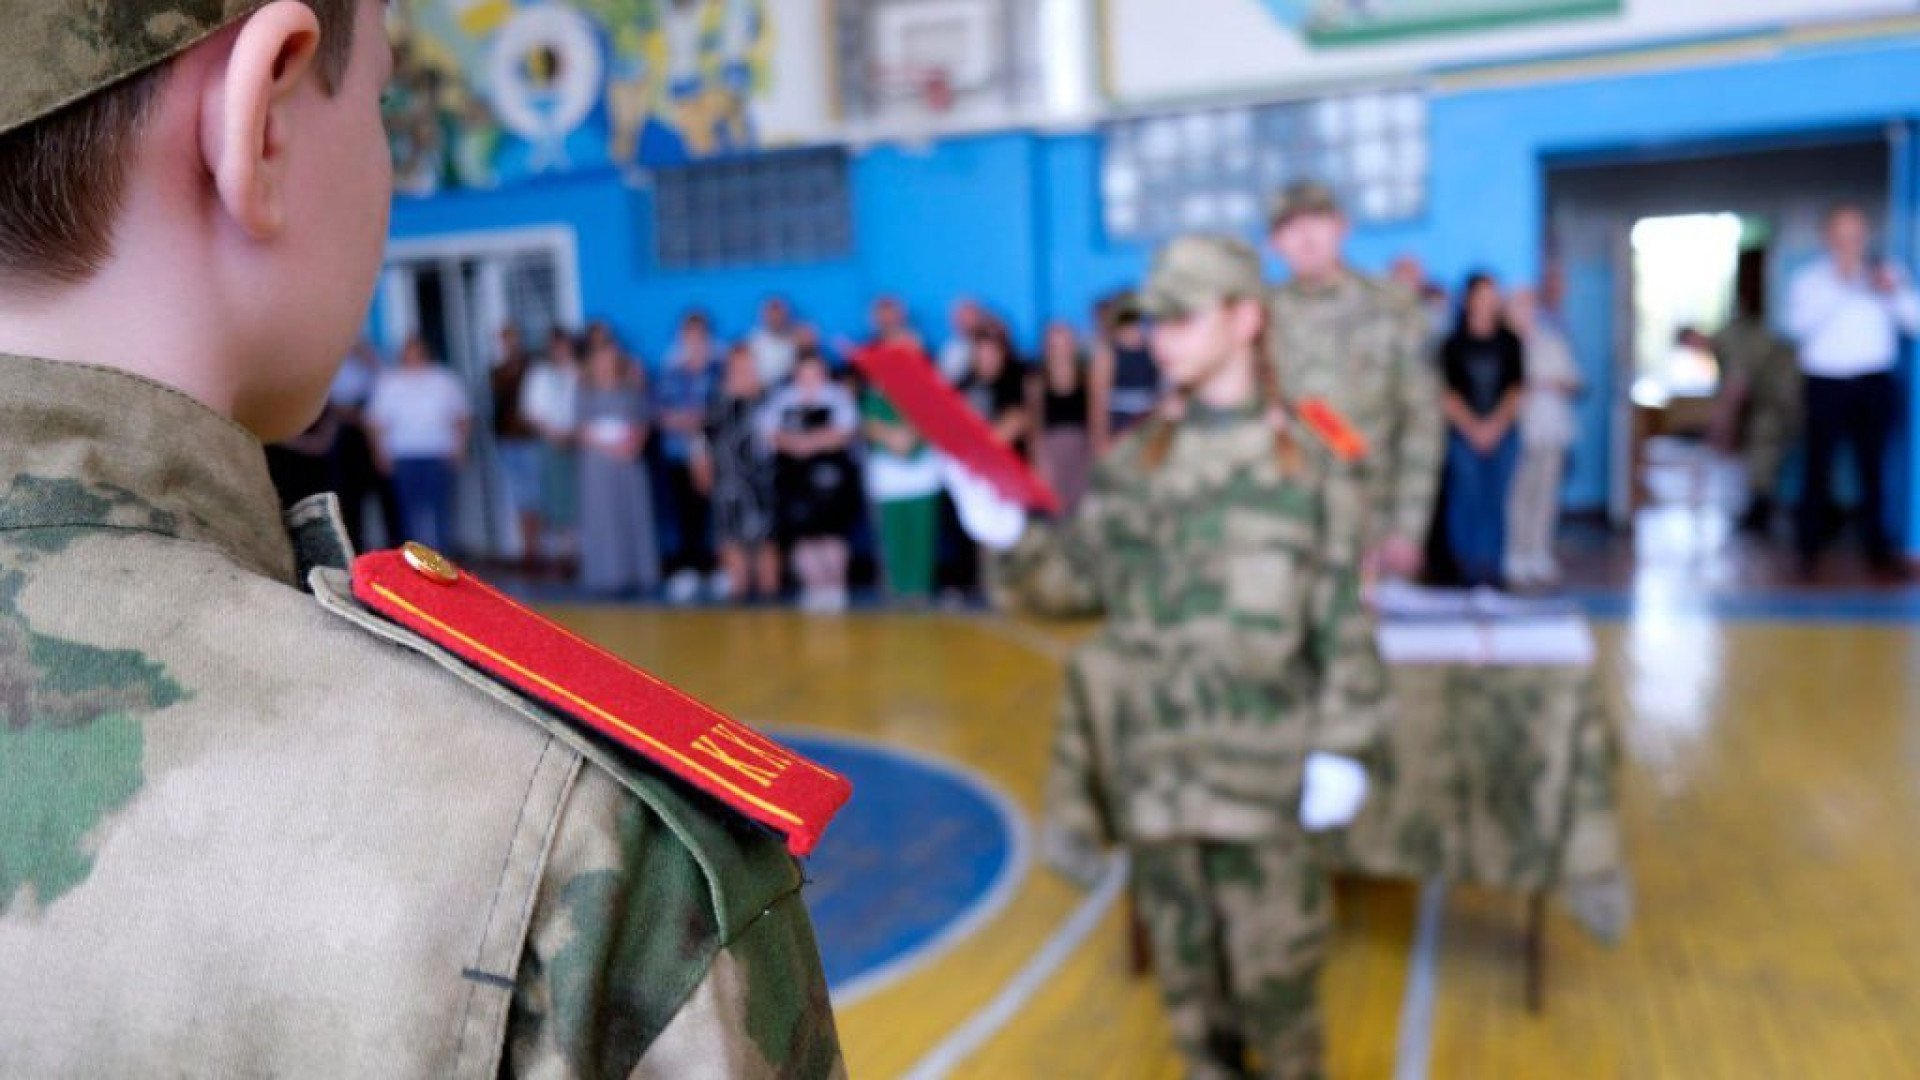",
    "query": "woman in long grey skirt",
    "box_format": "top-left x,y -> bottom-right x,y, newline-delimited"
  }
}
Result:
576,339 -> 661,598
